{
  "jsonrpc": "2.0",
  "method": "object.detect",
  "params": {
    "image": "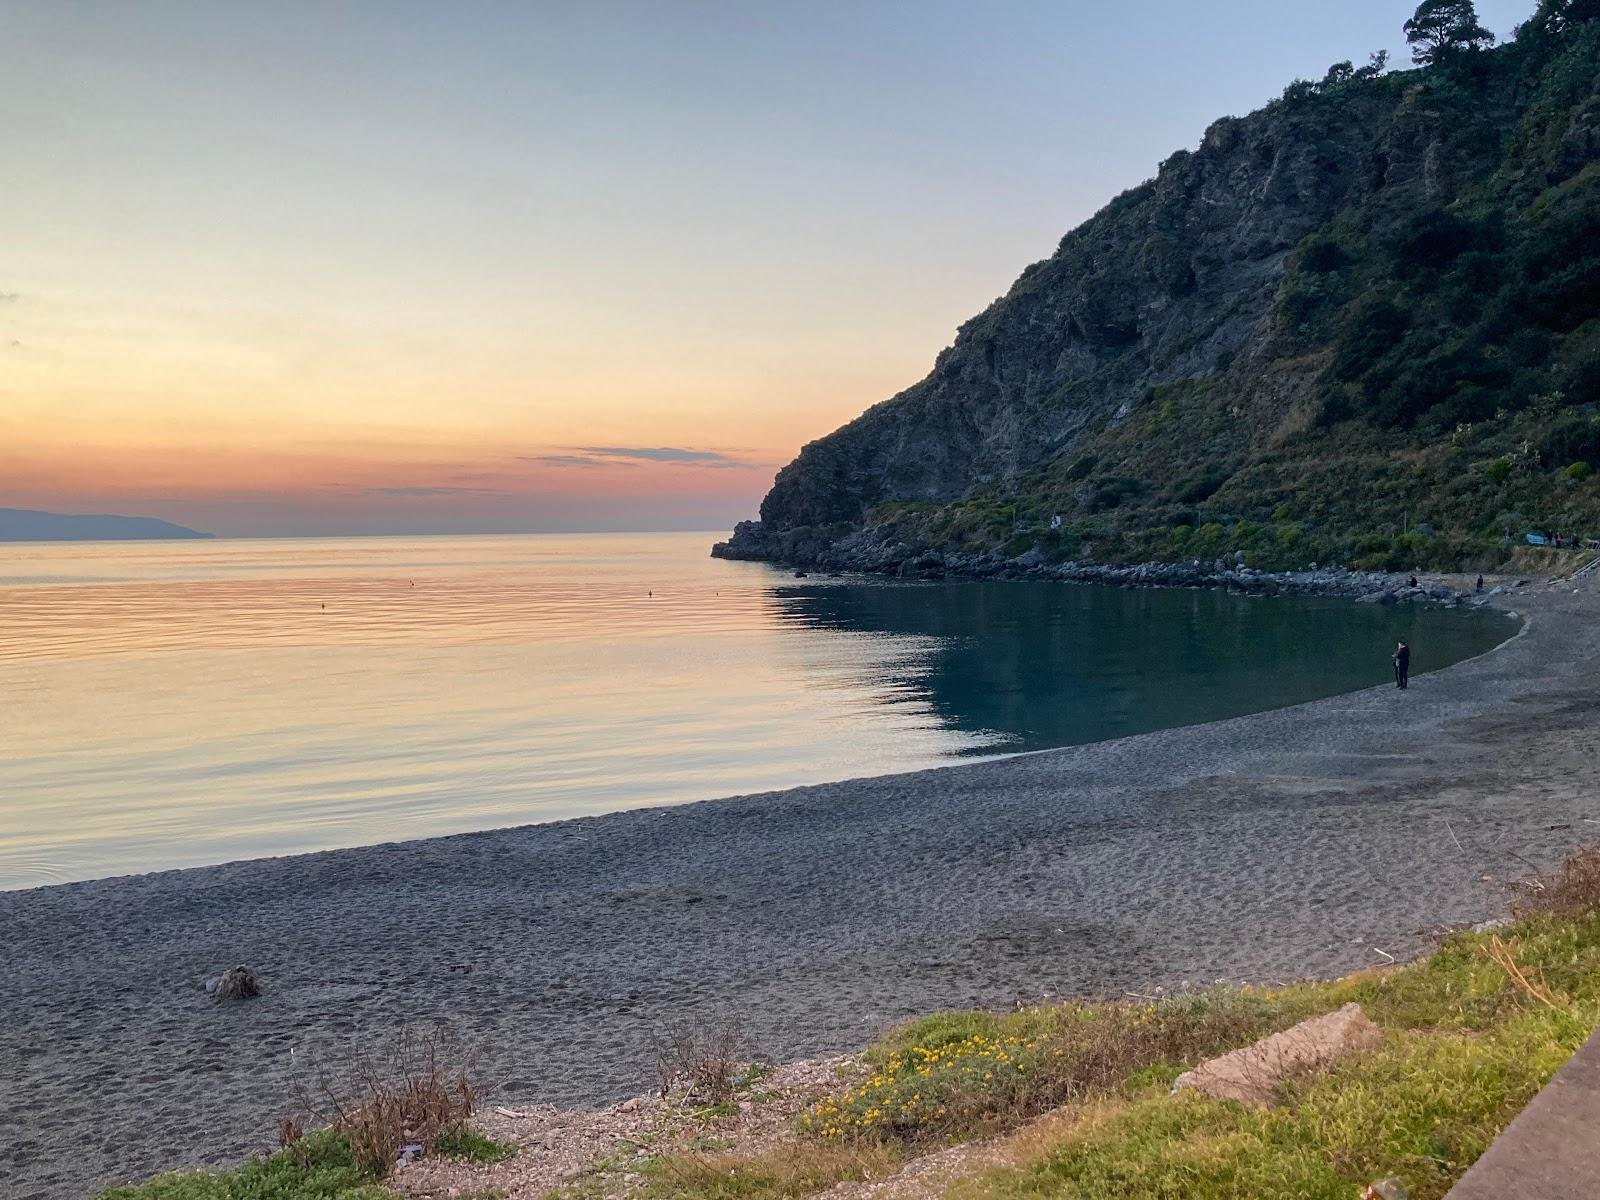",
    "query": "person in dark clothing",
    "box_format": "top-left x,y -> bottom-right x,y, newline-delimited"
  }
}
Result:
1476,574 -> 1485,593
1393,641 -> 1411,690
